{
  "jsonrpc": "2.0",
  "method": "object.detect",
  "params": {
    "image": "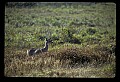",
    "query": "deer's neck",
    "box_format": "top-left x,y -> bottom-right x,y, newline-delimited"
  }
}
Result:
44,42 -> 48,51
